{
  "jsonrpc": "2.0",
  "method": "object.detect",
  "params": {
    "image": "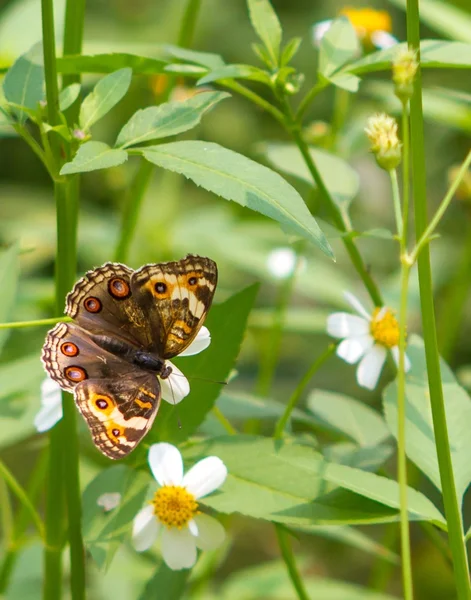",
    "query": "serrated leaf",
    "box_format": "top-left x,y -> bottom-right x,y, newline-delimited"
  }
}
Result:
247,0 -> 283,67
383,335 -> 471,502
79,67 -> 132,130
57,53 -> 168,75
184,436 -> 401,528
263,142 -> 359,211
59,82 -> 81,111
141,141 -> 333,256
197,64 -> 271,86
149,284 -> 259,444
60,141 -> 128,174
307,389 -> 390,447
0,243 -> 20,353
318,17 -> 360,78
115,91 -> 229,148
163,45 -> 225,69
2,45 -> 44,124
